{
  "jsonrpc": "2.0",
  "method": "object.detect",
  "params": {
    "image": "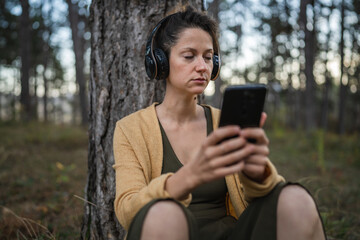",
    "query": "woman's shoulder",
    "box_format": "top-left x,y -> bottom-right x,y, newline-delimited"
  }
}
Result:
116,103 -> 158,129
201,104 -> 221,115
114,103 -> 161,147
201,104 -> 221,128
